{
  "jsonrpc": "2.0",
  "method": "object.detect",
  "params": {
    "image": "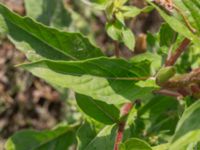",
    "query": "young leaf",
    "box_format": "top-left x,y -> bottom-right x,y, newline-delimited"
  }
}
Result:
19,57 -> 156,105
5,123 -> 78,150
106,20 -> 135,51
0,3 -> 103,61
170,100 -> 200,150
76,93 -> 120,124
